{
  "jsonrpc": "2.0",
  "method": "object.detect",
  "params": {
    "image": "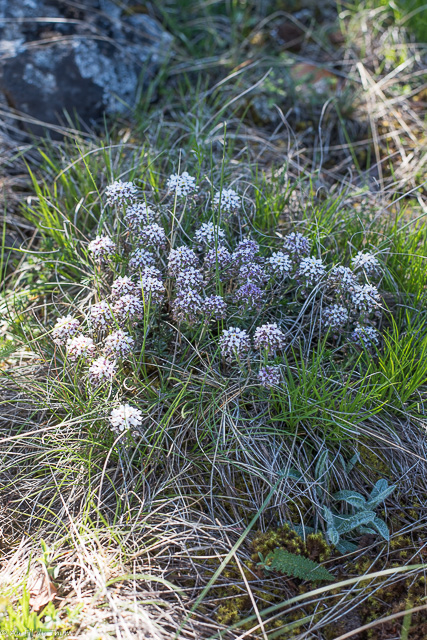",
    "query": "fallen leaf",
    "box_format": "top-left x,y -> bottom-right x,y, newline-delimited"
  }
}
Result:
290,63 -> 342,97
291,63 -> 337,84
28,565 -> 57,612
328,30 -> 345,46
273,22 -> 306,52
